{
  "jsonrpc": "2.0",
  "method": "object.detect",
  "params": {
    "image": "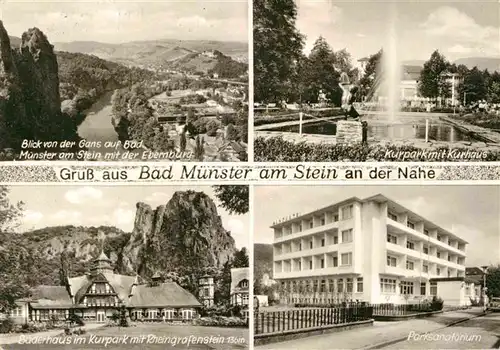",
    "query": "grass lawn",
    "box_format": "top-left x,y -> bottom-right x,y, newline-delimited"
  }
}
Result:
3,324 -> 248,350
